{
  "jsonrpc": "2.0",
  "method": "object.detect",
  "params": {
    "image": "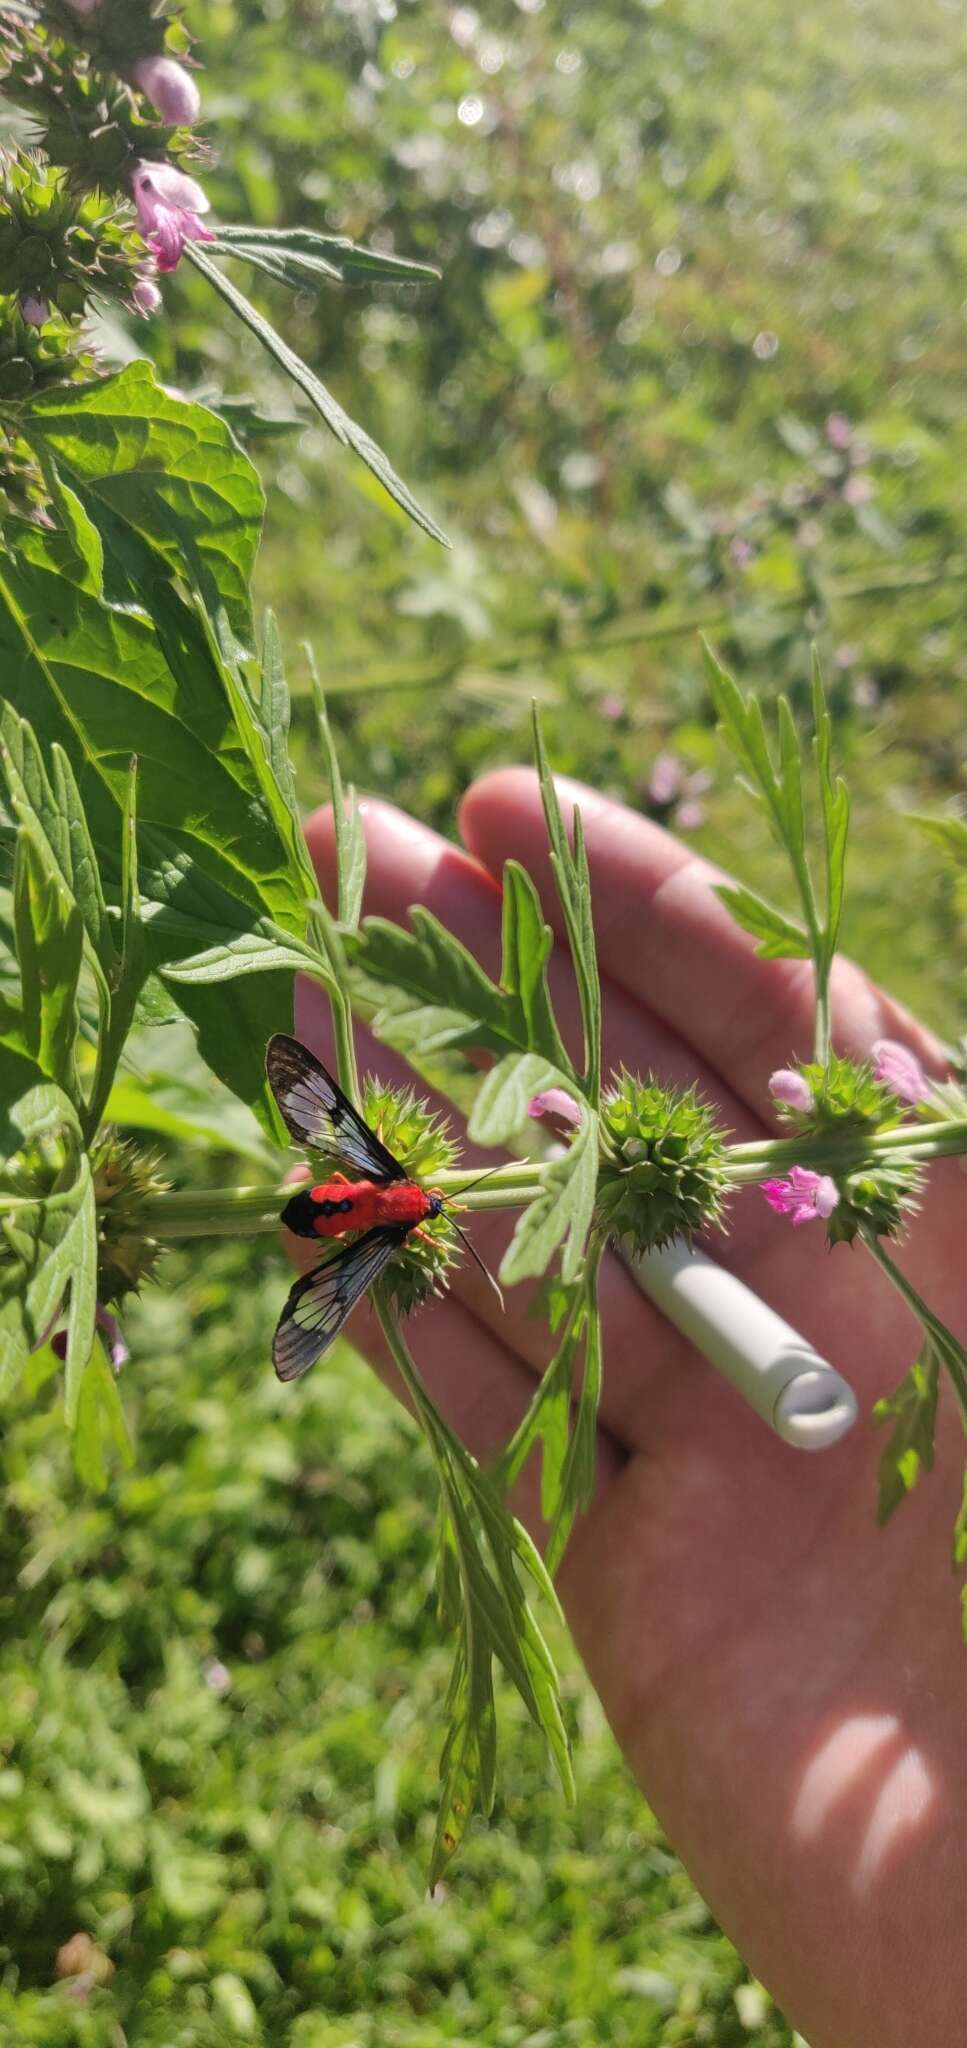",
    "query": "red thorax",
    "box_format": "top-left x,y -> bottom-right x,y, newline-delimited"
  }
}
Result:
307,1179 -> 438,1236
